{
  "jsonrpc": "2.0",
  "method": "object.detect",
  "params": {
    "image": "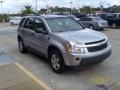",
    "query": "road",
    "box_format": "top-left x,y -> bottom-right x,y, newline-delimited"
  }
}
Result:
0,23 -> 120,90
